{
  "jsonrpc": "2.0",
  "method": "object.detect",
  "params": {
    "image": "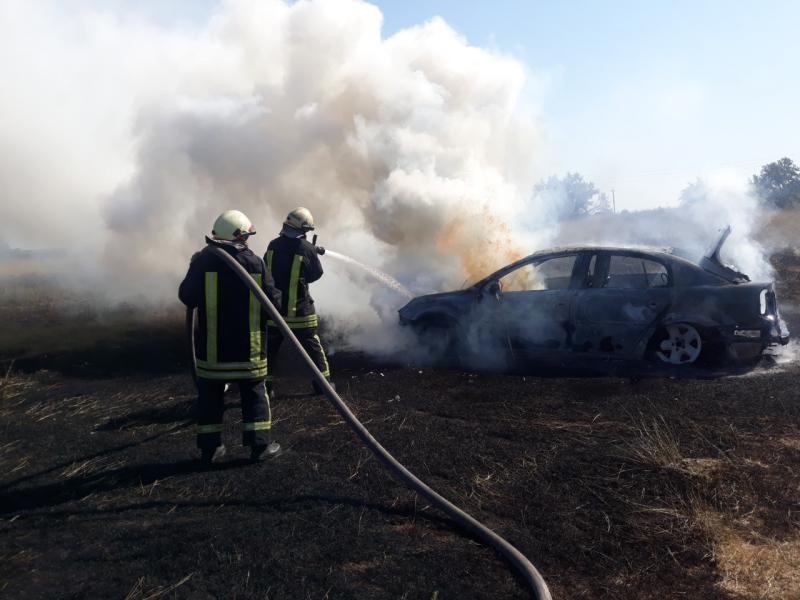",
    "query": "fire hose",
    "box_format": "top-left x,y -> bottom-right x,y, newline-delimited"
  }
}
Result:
187,245 -> 552,600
